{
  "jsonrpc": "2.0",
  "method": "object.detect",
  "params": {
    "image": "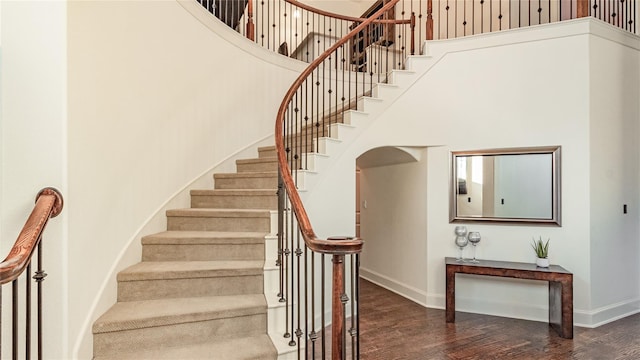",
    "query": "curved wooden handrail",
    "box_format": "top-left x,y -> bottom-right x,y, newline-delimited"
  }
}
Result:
282,0 -> 411,25
275,0 -> 401,255
0,187 -> 63,285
